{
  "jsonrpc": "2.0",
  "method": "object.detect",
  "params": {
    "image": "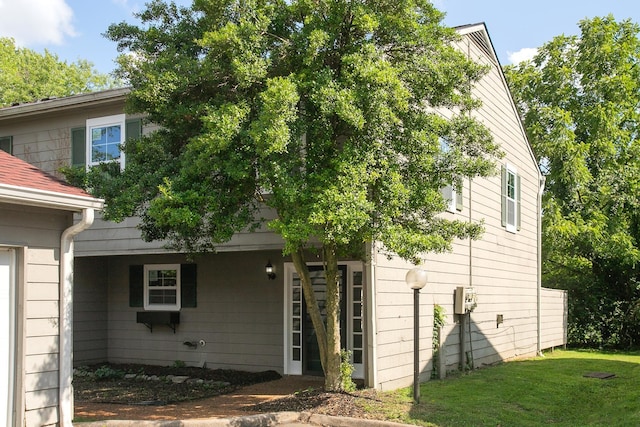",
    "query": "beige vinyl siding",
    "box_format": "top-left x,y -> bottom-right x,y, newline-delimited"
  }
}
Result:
0,204 -> 73,427
73,257 -> 108,365
372,256 -> 433,391
25,244 -> 65,426
74,250 -> 286,372
74,209 -> 286,256
372,29 -> 543,390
